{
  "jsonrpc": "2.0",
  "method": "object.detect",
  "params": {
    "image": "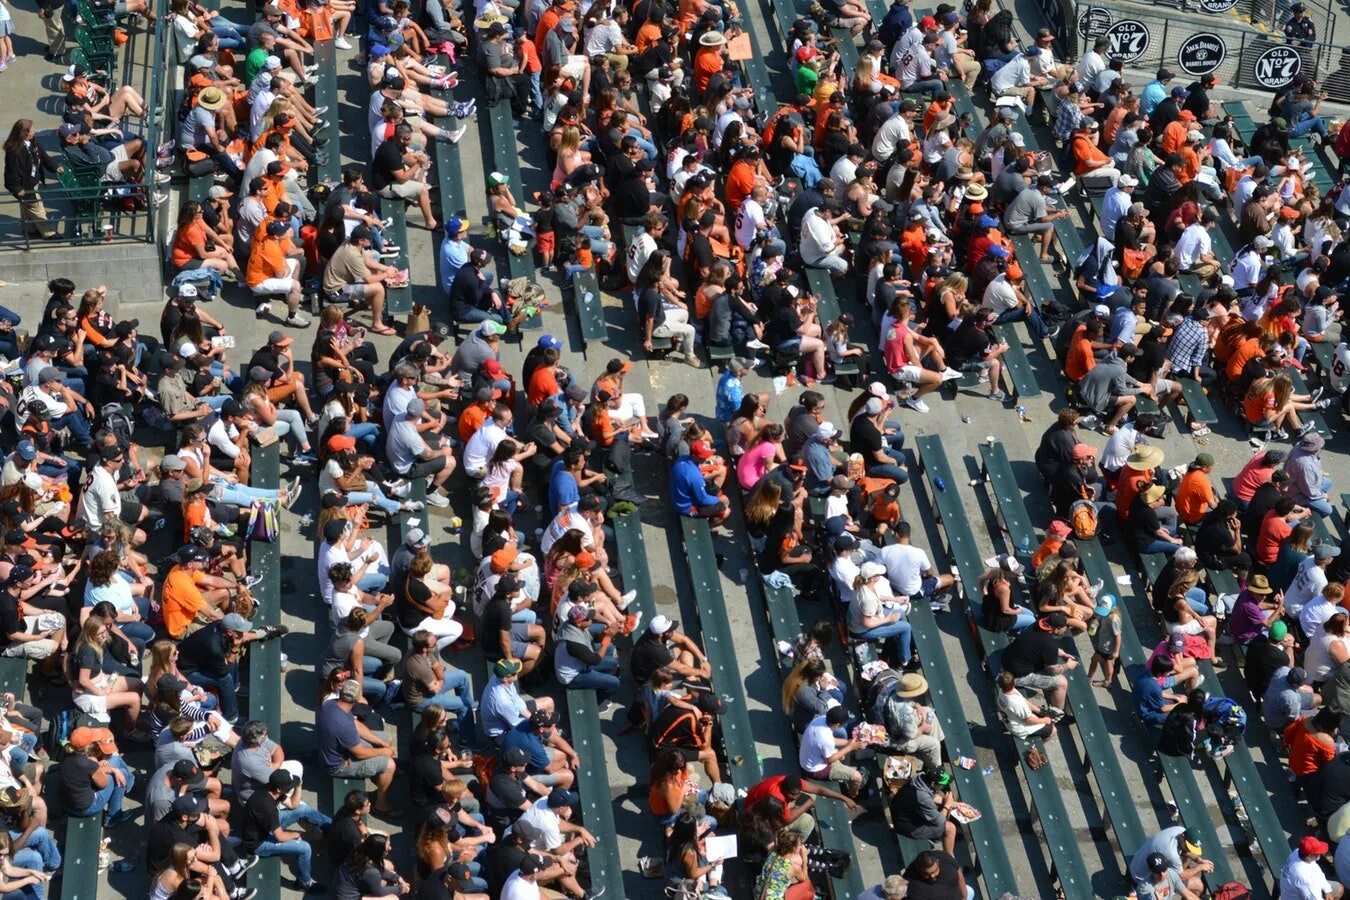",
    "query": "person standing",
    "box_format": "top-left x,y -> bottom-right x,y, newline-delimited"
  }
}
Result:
3,120 -> 61,241
36,0 -> 64,60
